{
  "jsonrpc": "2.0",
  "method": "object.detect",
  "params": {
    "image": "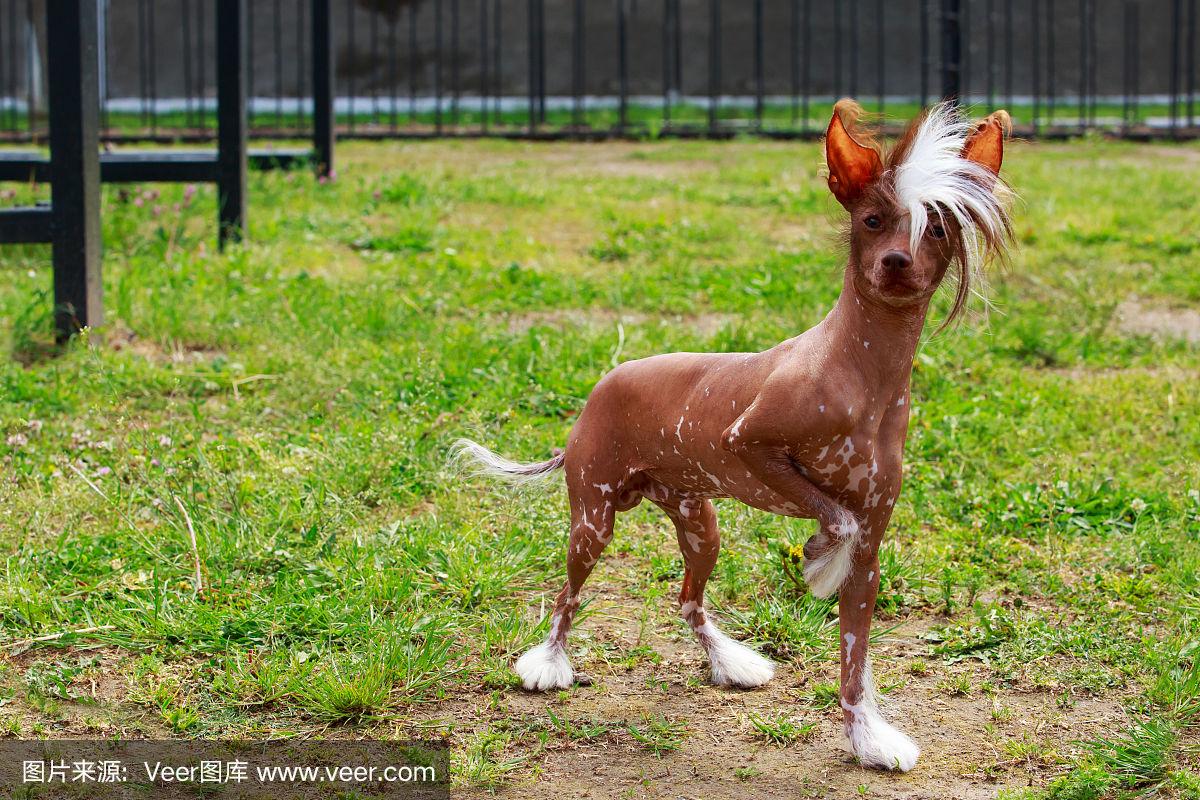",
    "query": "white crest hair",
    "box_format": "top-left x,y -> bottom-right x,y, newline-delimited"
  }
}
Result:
893,102 -> 1013,289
